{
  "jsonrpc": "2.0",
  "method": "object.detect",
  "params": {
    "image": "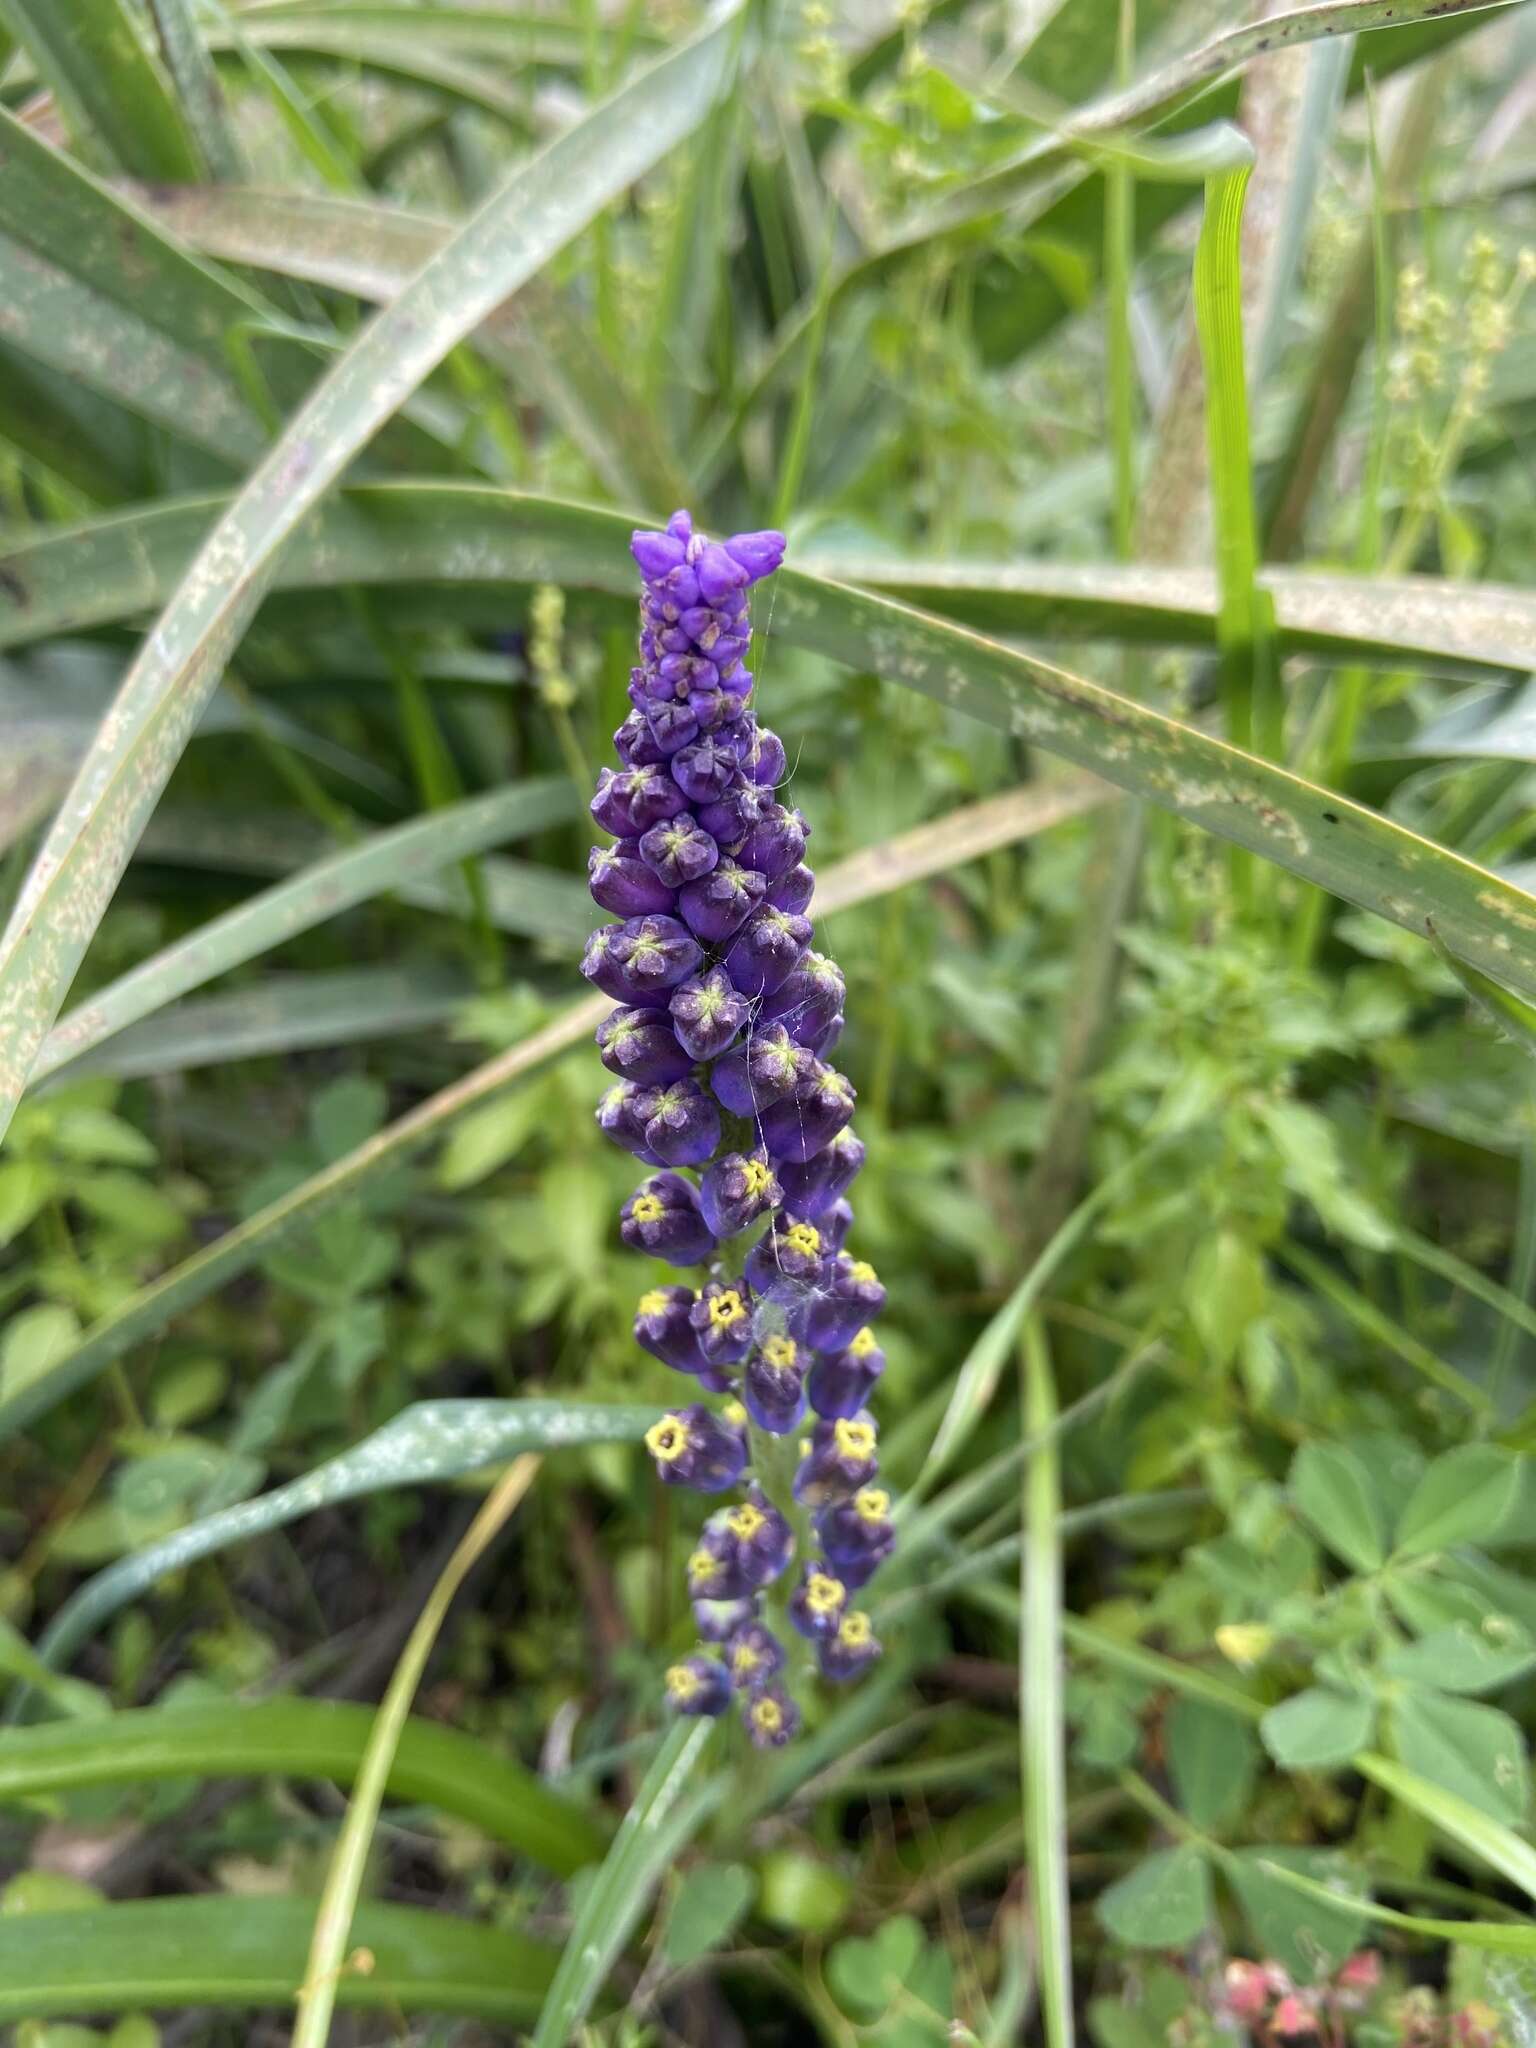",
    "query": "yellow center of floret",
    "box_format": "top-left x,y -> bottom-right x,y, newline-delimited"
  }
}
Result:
750,1697 -> 783,1736
854,1487 -> 890,1524
834,1419 -> 876,1462
762,1335 -> 798,1371
686,1549 -> 717,1585
639,1288 -> 672,1318
849,1327 -> 878,1358
741,1157 -> 773,1196
645,1416 -> 688,1463
805,1572 -> 846,1616
732,1641 -> 762,1678
721,1399 -> 748,1429
850,1260 -> 877,1287
708,1289 -> 746,1330
666,1663 -> 702,1701
631,1194 -> 665,1223
726,1502 -> 767,1540
839,1613 -> 873,1648
784,1223 -> 821,1258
